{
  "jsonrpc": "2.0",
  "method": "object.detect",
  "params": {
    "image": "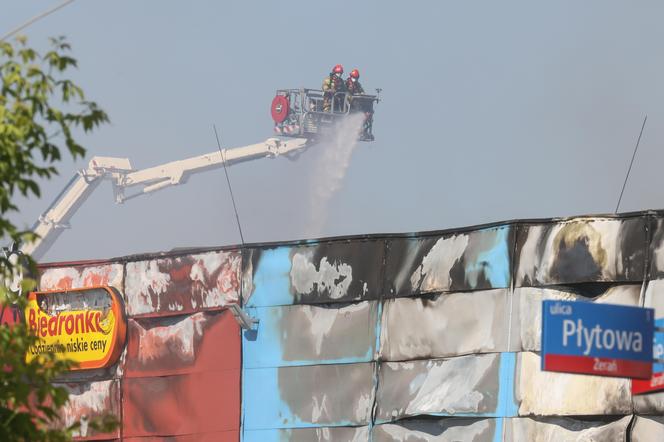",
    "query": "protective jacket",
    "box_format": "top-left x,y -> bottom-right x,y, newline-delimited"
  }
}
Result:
322,74 -> 346,112
345,78 -> 364,95
322,74 -> 345,94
